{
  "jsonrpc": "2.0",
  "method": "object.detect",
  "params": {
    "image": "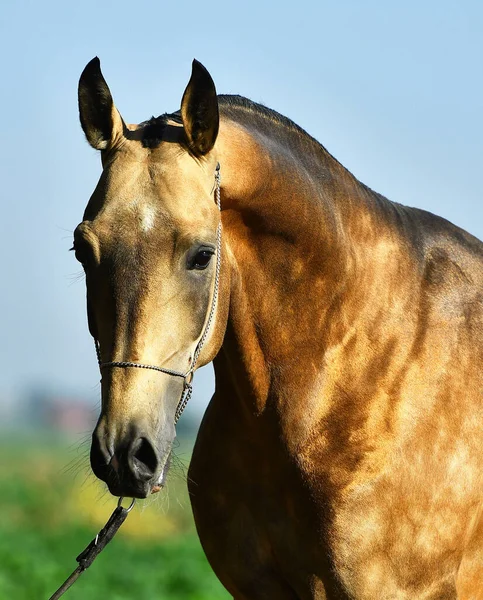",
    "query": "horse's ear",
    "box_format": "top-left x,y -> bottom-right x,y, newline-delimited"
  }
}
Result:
181,59 -> 219,156
78,57 -> 123,150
